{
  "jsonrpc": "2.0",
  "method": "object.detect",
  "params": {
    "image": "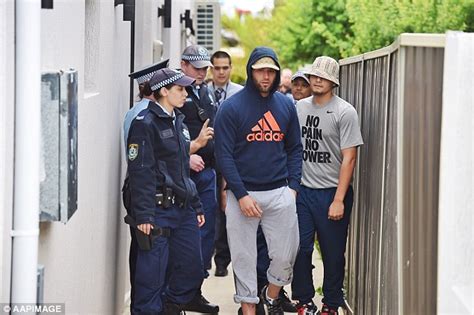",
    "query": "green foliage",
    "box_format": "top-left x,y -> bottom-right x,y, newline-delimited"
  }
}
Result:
463,1 -> 474,31
220,0 -> 473,80
316,286 -> 324,296
346,0 -> 472,55
268,0 -> 353,68
221,14 -> 273,83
